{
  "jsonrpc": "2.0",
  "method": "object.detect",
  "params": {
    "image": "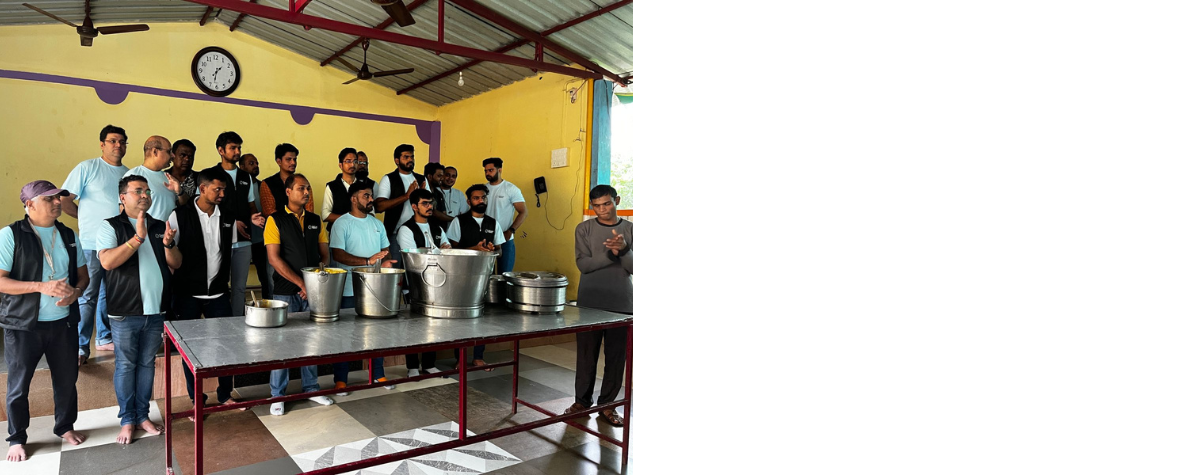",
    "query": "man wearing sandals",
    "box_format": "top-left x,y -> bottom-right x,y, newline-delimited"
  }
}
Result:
564,185 -> 632,427
1,180 -> 89,461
